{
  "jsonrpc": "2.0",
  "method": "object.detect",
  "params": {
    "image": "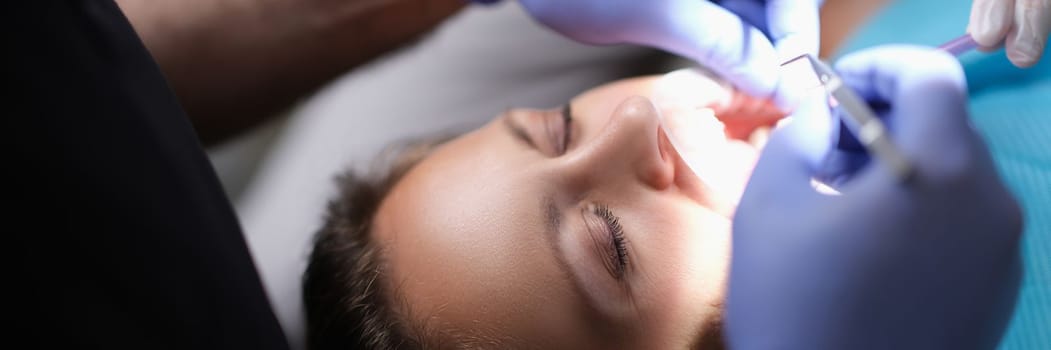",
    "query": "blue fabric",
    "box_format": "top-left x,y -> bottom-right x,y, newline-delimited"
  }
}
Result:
835,1 -> 1051,348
